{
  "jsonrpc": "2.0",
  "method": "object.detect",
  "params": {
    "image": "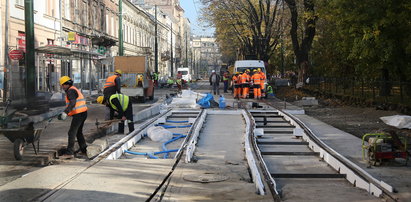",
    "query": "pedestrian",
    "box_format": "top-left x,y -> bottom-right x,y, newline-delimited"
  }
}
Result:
209,70 -> 221,95
58,76 -> 88,158
96,94 -> 134,134
103,69 -> 122,100
223,71 -> 230,93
